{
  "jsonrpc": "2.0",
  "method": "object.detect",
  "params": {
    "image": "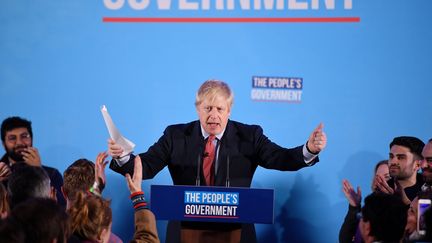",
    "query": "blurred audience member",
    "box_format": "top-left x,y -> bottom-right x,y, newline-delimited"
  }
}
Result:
0,183 -> 9,219
423,203 -> 432,242
421,139 -> 432,191
63,152 -> 122,243
62,153 -> 107,208
371,160 -> 390,191
359,192 -> 407,243
125,156 -> 159,243
4,197 -> 69,243
67,155 -> 160,243
0,216 -> 25,242
68,191 -> 113,243
0,116 -> 65,205
7,162 -> 56,208
339,160 -> 389,243
404,191 -> 432,242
